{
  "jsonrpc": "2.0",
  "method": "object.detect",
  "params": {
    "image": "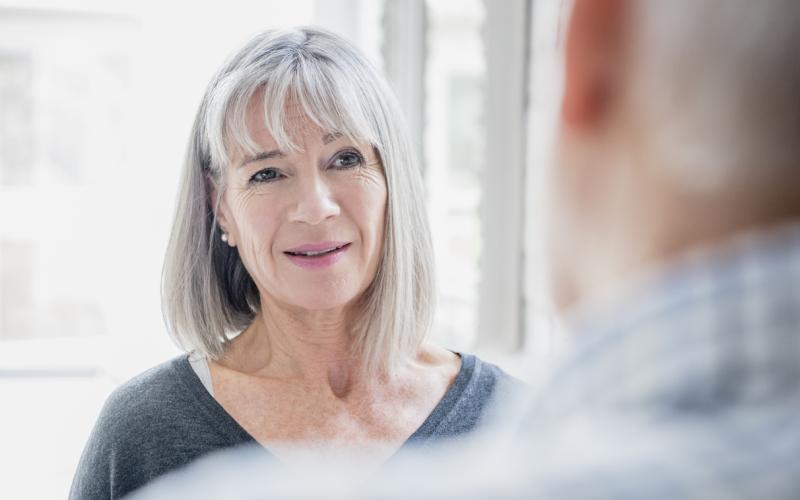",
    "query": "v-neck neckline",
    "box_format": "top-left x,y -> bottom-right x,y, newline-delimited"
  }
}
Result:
174,352 -> 476,459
